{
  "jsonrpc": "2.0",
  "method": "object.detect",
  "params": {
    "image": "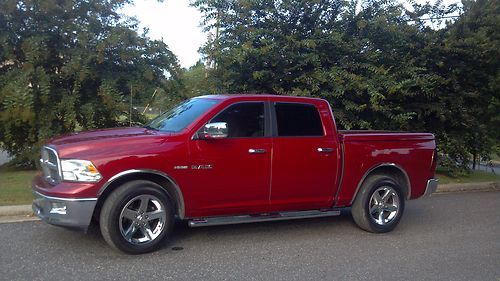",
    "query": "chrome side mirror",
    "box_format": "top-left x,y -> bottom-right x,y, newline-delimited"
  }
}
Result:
199,122 -> 228,139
